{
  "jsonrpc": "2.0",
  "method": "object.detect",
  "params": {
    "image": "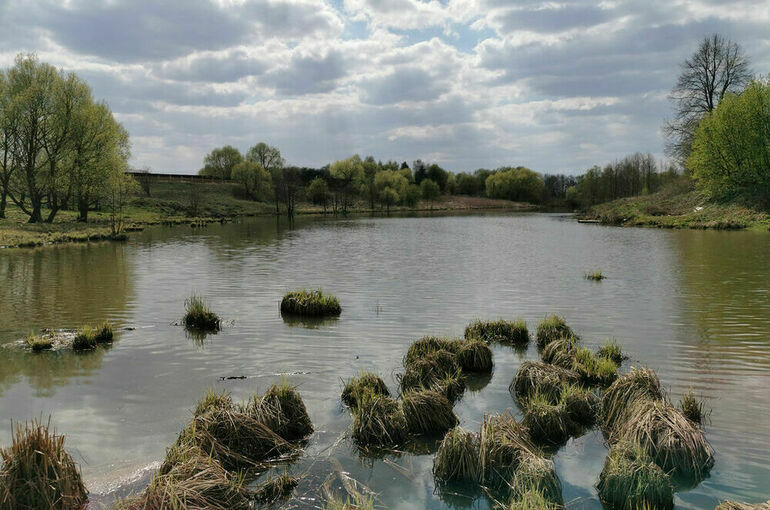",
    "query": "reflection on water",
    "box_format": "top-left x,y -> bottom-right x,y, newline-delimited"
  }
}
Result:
0,214 -> 769,509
